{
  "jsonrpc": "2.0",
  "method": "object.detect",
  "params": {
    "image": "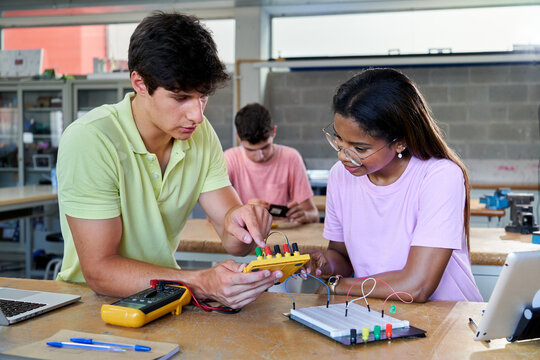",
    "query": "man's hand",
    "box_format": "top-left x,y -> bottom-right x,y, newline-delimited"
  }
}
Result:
286,199 -> 319,224
247,198 -> 269,209
195,260 -> 282,309
225,204 -> 272,248
286,200 -> 309,223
